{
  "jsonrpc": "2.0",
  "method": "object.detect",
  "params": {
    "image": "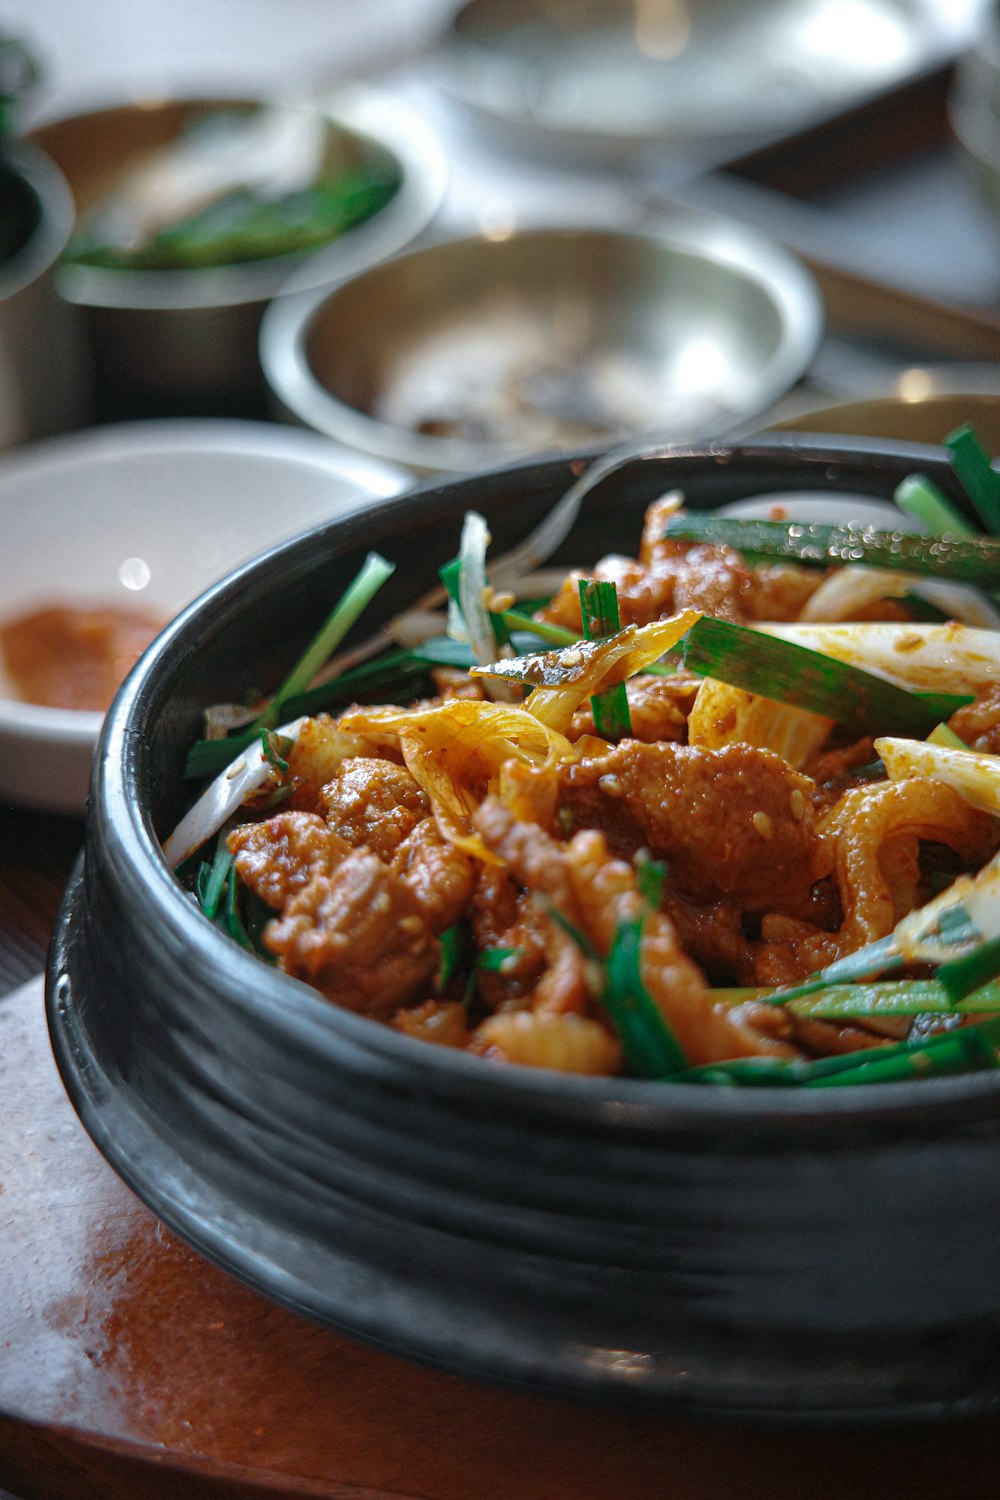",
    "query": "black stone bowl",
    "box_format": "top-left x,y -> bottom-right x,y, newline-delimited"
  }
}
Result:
46,437 -> 1000,1422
